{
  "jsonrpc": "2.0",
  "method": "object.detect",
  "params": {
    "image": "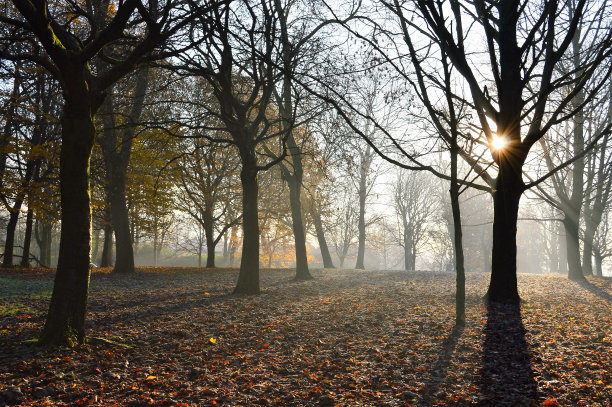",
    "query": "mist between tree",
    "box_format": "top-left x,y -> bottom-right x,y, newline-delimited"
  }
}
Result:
1,0 -> 611,346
